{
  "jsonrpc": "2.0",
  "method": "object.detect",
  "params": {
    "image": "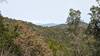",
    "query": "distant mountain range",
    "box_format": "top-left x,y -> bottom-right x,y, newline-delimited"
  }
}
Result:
51,21 -> 88,29
40,21 -> 88,29
41,23 -> 58,27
